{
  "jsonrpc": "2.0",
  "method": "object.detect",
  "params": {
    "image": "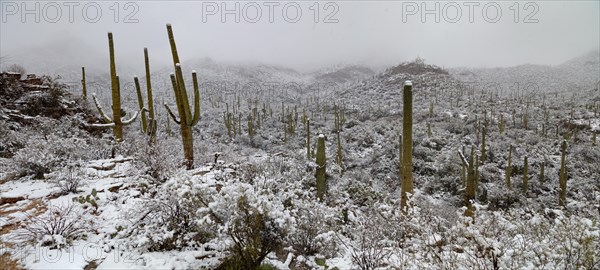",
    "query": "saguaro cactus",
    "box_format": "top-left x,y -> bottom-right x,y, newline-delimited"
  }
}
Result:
458,146 -> 476,219
539,160 -> 545,182
134,77 -> 148,132
306,118 -> 311,159
481,125 -> 486,162
164,24 -> 201,169
316,134 -> 326,201
559,140 -> 568,207
91,32 -> 138,141
81,66 -> 87,99
398,134 -> 403,180
506,145 -> 512,188
143,48 -> 157,139
400,81 -> 414,211
522,156 -> 529,193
